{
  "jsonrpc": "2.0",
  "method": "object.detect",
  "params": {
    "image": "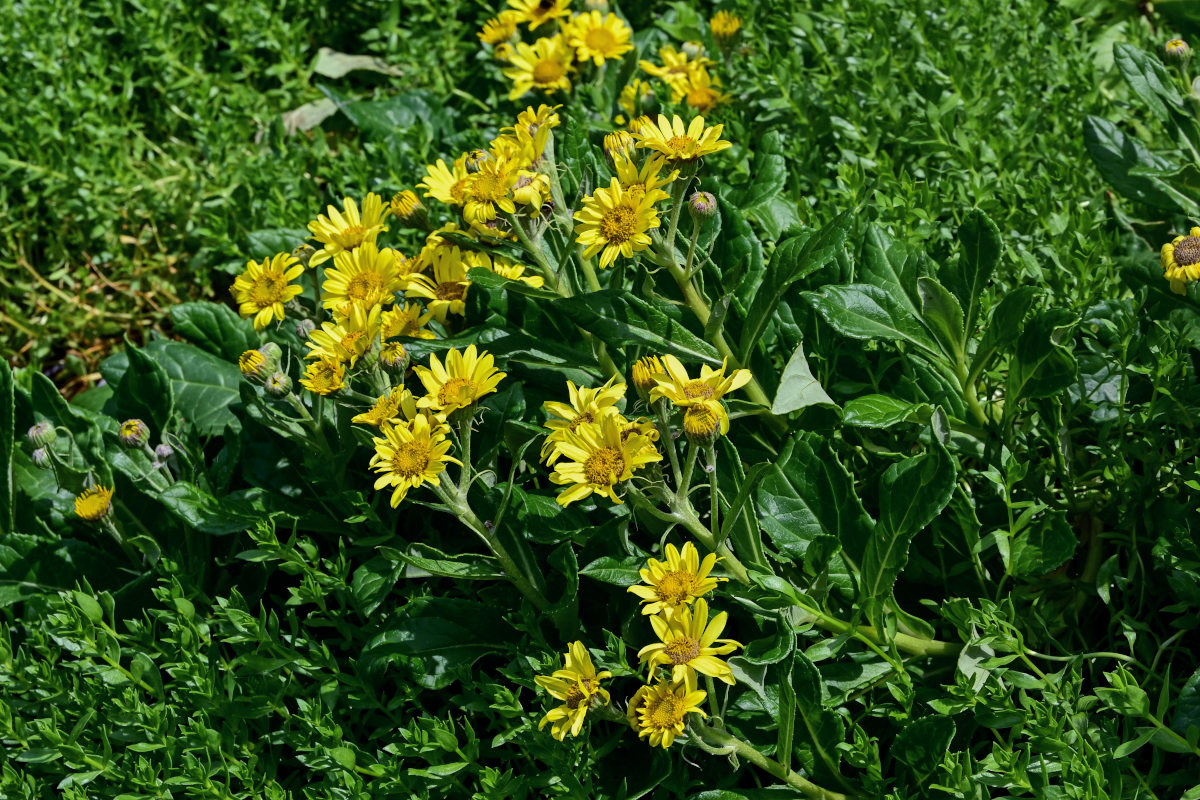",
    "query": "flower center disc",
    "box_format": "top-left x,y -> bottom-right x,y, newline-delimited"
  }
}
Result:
664,636 -> 701,665
569,410 -> 595,431
647,693 -> 680,728
438,377 -> 478,407
599,205 -> 637,244
250,275 -> 285,306
684,404 -> 720,436
583,446 -> 625,484
435,281 -> 467,302
683,381 -> 715,400
347,271 -> 384,301
391,441 -> 431,478
1177,236 -> 1200,266
665,135 -> 695,156
657,571 -> 700,605
333,225 -> 367,249
533,59 -> 565,85
585,27 -> 616,51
